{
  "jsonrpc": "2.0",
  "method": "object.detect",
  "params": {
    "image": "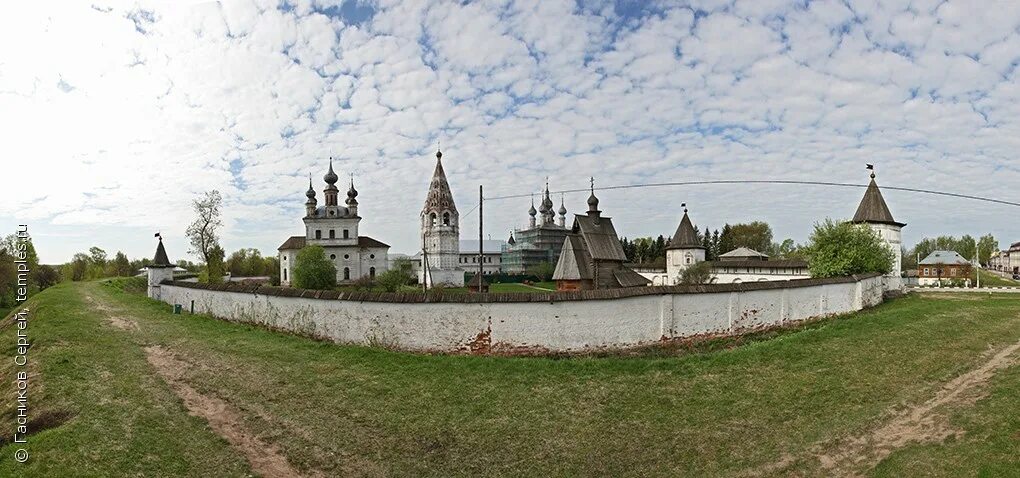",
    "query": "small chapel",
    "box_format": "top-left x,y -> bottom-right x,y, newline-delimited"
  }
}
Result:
278,159 -> 390,286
